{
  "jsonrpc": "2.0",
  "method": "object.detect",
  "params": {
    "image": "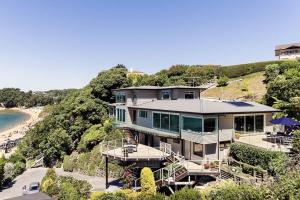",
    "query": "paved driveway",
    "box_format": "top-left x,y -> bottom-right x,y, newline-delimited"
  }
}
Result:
0,168 -> 119,199
0,168 -> 47,200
